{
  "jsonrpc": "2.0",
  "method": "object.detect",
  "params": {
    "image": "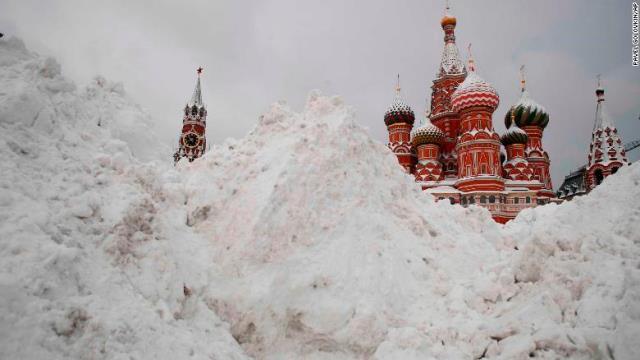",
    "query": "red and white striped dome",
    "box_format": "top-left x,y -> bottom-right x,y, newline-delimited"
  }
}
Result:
451,54 -> 499,112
